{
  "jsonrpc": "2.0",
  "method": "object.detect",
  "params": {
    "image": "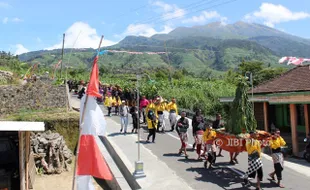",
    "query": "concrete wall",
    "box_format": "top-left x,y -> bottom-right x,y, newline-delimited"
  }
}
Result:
0,80 -> 66,115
